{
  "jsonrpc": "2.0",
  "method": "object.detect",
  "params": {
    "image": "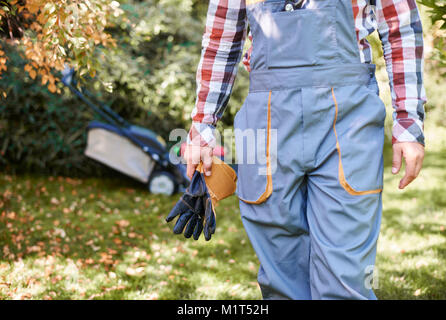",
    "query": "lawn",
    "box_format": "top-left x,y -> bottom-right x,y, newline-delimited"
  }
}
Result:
0,172 -> 261,300
1,119 -> 446,300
